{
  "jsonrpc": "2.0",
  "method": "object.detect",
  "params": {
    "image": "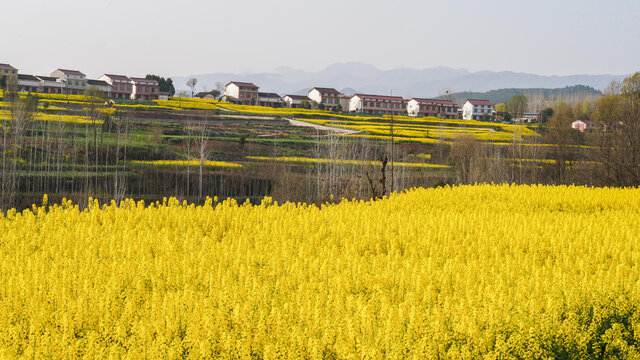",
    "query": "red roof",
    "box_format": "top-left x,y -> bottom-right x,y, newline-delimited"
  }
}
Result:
227,81 -> 259,89
354,93 -> 405,102
411,98 -> 458,106
102,74 -> 131,81
130,77 -> 158,84
466,99 -> 492,105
